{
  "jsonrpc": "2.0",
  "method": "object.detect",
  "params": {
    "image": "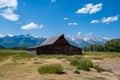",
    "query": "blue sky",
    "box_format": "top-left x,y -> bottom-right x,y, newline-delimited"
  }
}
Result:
0,0 -> 120,38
